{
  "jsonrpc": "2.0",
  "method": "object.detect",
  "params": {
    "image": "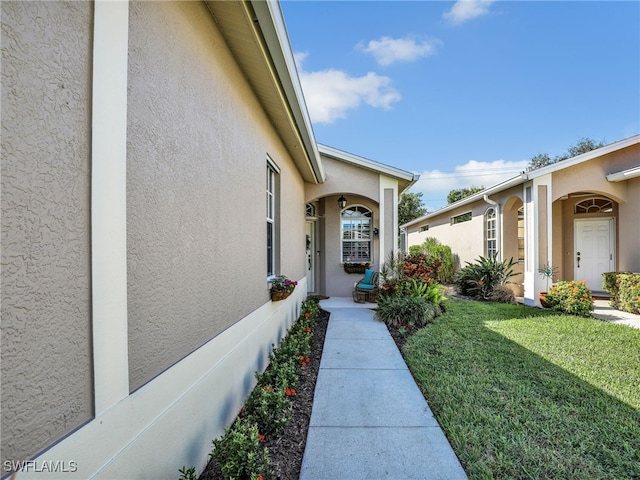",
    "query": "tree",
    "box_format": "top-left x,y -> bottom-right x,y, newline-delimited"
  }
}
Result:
447,185 -> 484,204
398,192 -> 427,226
527,137 -> 605,171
